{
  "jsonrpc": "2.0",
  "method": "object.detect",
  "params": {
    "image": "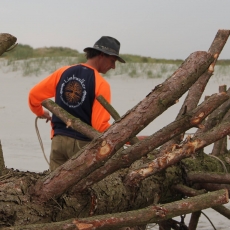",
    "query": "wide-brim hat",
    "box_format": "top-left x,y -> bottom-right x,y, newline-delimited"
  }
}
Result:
83,36 -> 126,63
